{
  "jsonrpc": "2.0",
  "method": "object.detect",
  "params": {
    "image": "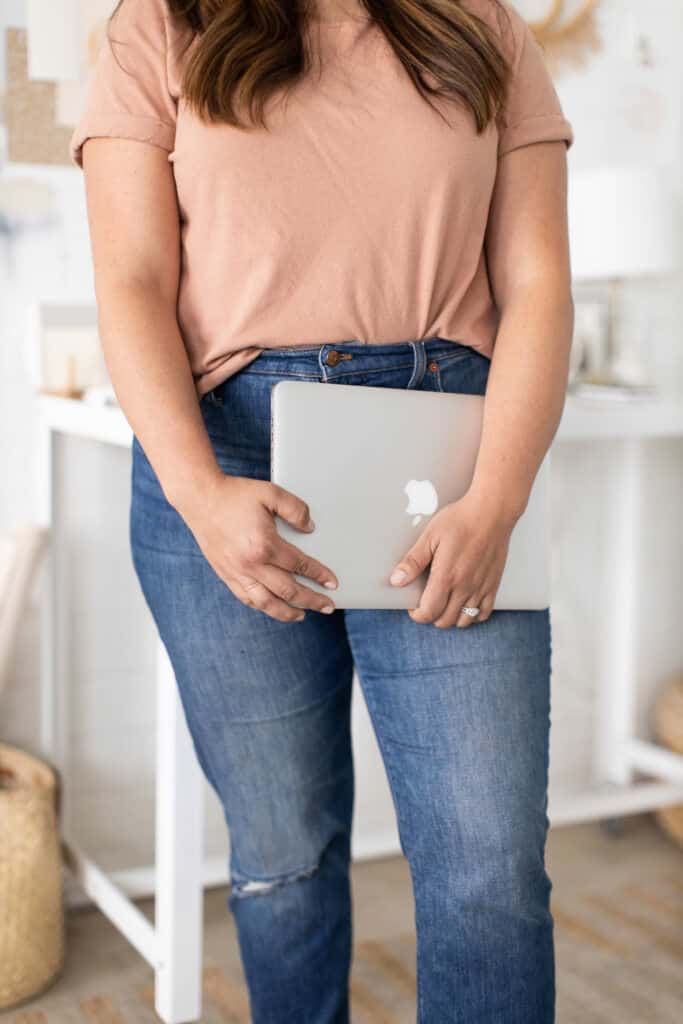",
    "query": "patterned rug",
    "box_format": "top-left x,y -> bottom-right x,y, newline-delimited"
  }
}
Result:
3,823 -> 682,1023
